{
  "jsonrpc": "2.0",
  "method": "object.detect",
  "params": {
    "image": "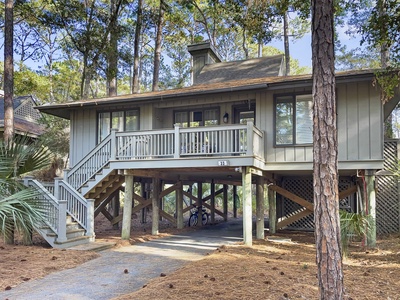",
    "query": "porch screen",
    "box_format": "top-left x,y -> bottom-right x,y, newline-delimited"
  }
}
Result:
275,94 -> 312,145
